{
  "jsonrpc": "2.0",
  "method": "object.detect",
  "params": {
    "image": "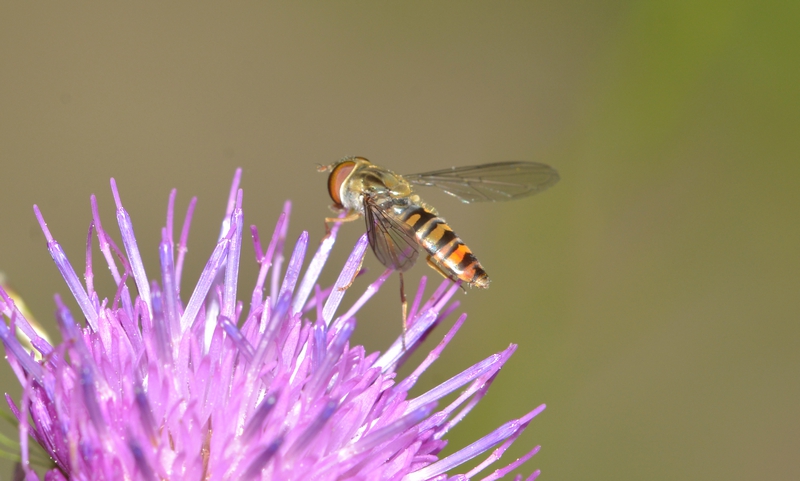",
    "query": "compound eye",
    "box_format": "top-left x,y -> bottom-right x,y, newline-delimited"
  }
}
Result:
327,161 -> 356,207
